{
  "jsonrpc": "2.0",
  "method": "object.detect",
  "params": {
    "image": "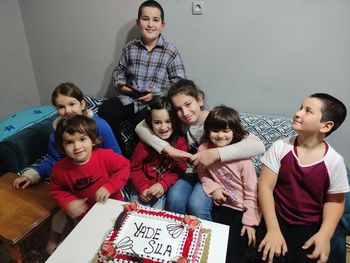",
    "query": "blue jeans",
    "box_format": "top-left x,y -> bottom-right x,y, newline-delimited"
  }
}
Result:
130,188 -> 166,210
164,173 -> 213,221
